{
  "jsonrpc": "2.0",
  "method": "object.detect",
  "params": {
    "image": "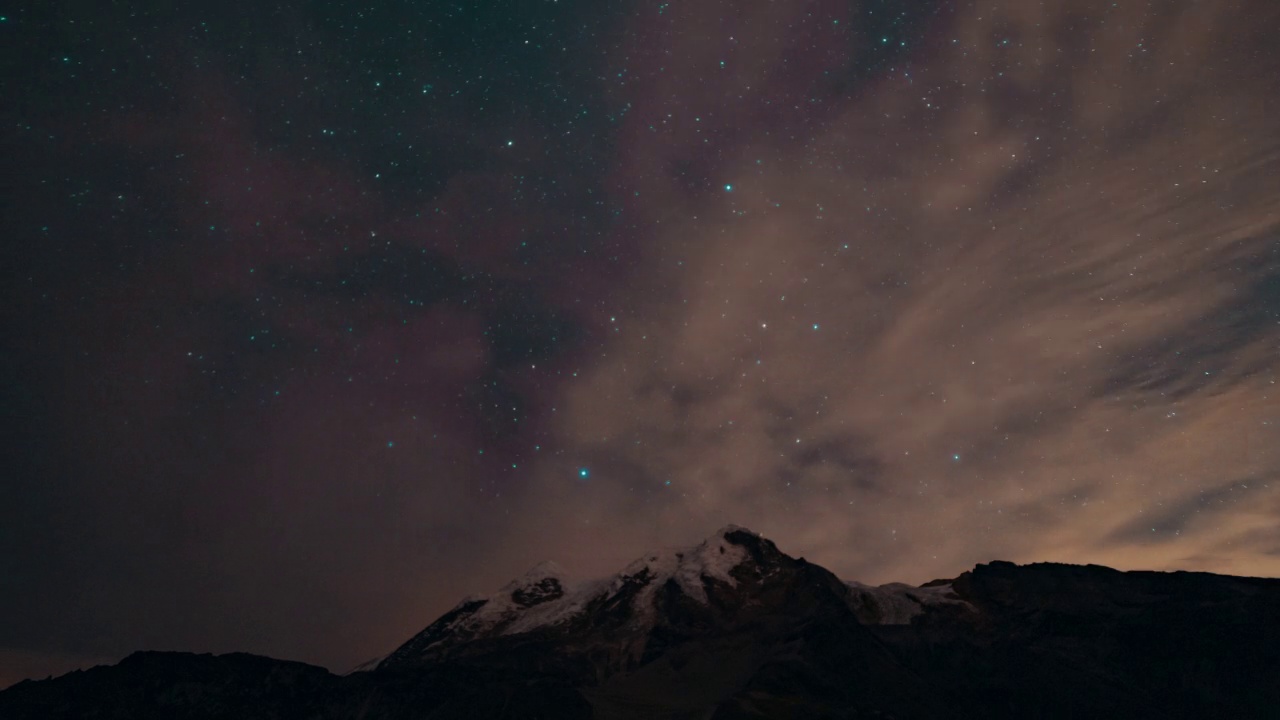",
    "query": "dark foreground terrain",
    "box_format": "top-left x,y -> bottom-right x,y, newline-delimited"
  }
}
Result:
4,527 -> 1278,719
